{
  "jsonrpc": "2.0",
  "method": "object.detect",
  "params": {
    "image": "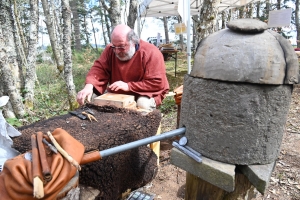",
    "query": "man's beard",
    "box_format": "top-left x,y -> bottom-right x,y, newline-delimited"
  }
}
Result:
116,44 -> 136,61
